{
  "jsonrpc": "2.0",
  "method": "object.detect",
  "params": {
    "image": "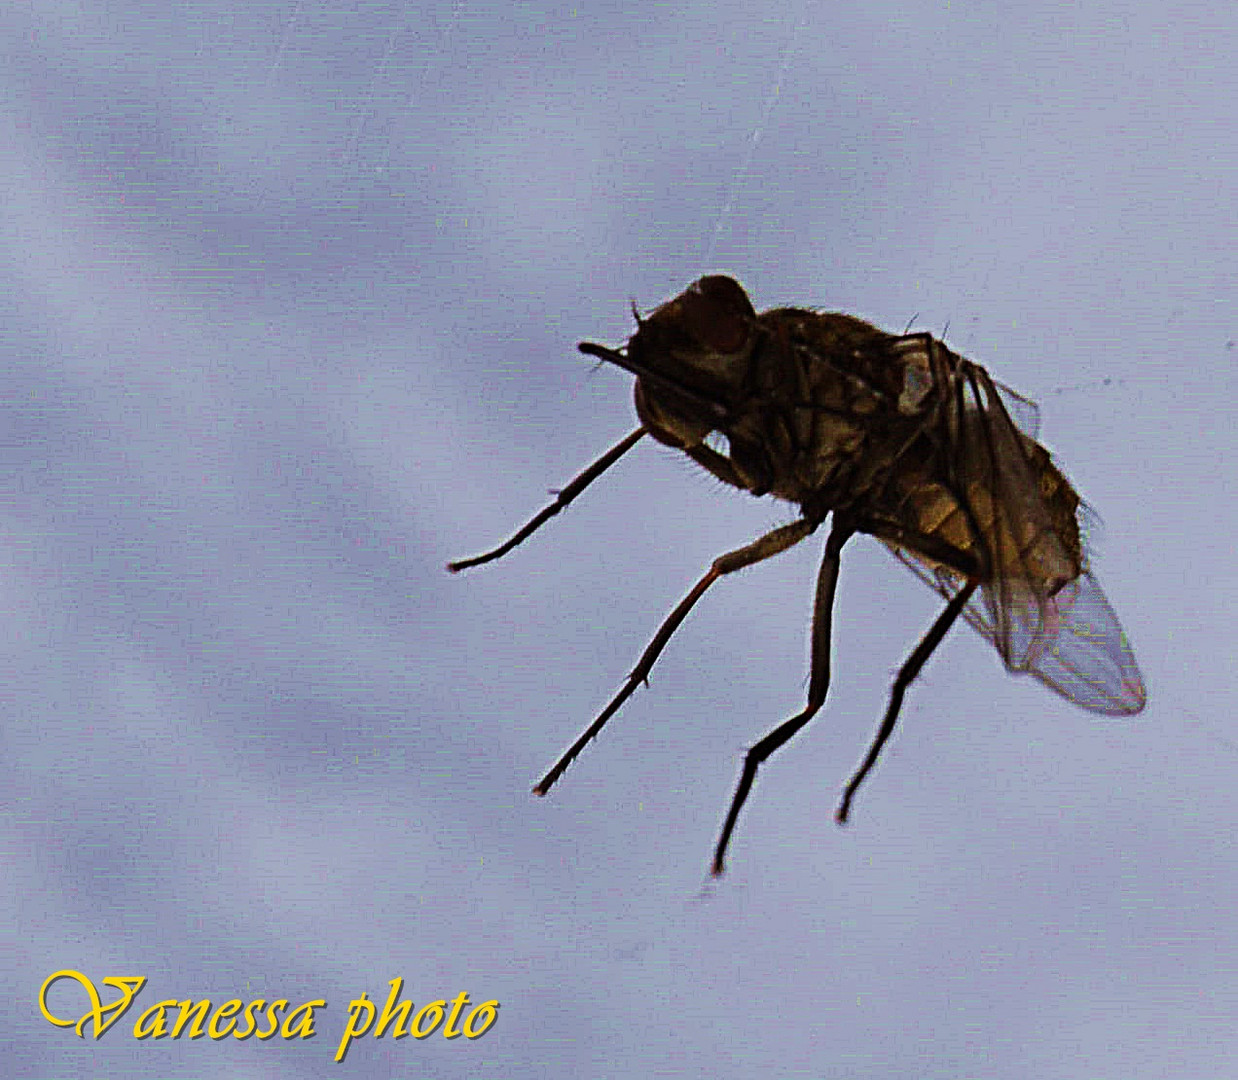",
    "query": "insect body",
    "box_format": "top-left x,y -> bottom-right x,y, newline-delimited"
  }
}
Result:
449,276 -> 1146,875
